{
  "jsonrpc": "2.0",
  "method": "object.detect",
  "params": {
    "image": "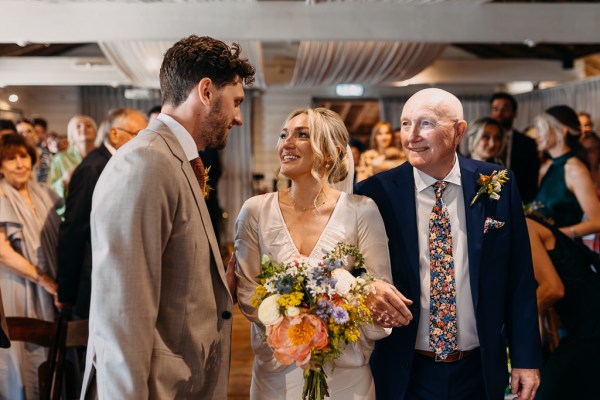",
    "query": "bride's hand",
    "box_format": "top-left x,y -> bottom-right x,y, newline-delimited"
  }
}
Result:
226,252 -> 238,304
366,280 -> 413,328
